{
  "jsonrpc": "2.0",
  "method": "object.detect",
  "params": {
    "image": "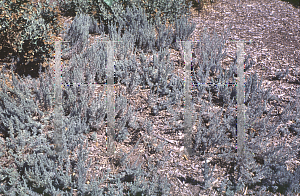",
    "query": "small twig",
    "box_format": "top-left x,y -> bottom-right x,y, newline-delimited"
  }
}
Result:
177,177 -> 183,186
151,132 -> 179,146
244,186 -> 248,195
140,129 -> 179,147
